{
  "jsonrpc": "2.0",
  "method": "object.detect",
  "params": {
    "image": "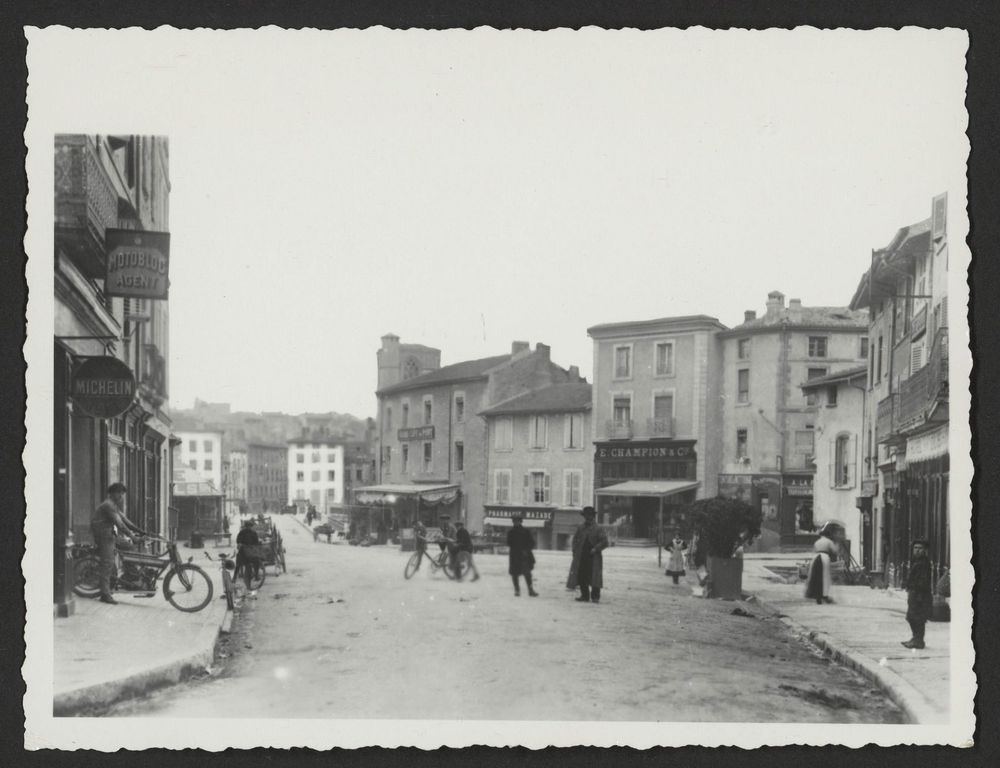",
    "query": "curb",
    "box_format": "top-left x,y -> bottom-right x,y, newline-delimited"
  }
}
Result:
750,593 -> 944,724
53,605 -> 229,716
